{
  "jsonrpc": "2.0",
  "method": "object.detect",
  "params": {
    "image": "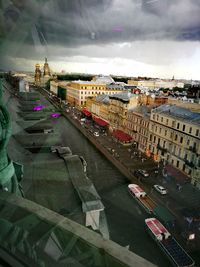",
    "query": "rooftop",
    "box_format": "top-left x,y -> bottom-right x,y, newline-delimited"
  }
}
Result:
129,105 -> 151,117
152,104 -> 200,125
110,92 -> 138,102
96,94 -> 110,104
